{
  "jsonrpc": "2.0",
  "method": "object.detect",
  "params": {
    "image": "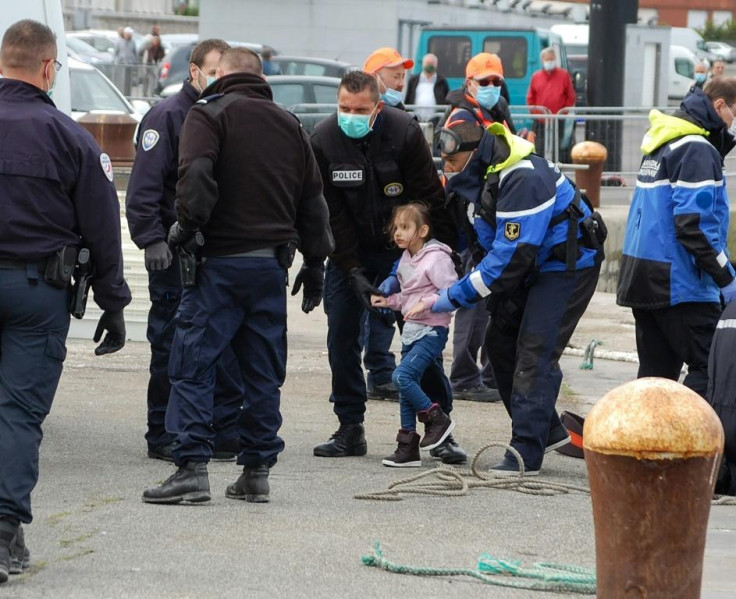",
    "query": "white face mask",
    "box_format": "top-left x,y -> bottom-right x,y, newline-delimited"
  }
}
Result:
729,119 -> 736,138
